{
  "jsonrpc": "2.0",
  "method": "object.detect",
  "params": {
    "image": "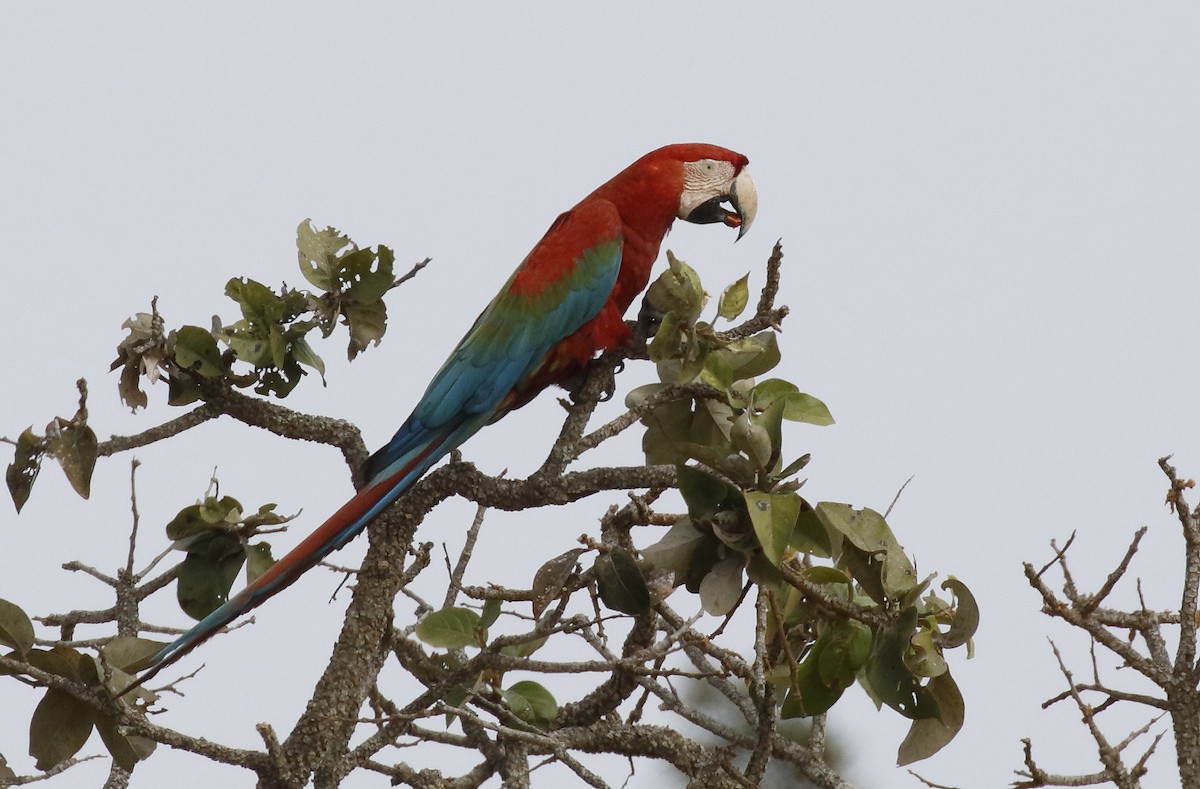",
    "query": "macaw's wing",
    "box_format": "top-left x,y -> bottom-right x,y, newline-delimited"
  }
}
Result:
363,199 -> 624,486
